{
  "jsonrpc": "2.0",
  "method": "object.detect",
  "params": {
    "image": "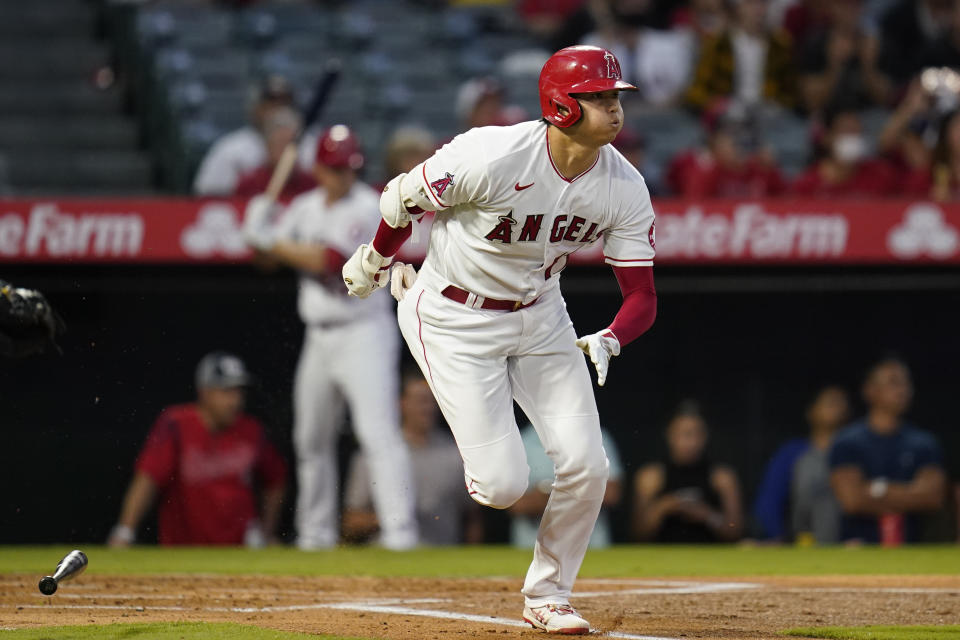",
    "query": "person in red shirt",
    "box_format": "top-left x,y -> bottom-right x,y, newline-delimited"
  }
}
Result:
667,103 -> 786,198
108,352 -> 287,547
792,106 -> 897,197
234,106 -> 316,200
